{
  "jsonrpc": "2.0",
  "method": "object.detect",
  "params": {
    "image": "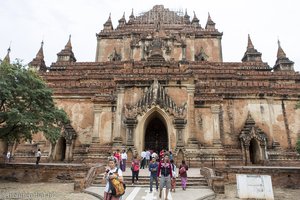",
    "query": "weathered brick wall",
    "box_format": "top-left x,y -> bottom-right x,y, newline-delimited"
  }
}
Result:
0,164 -> 90,190
217,167 -> 300,187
